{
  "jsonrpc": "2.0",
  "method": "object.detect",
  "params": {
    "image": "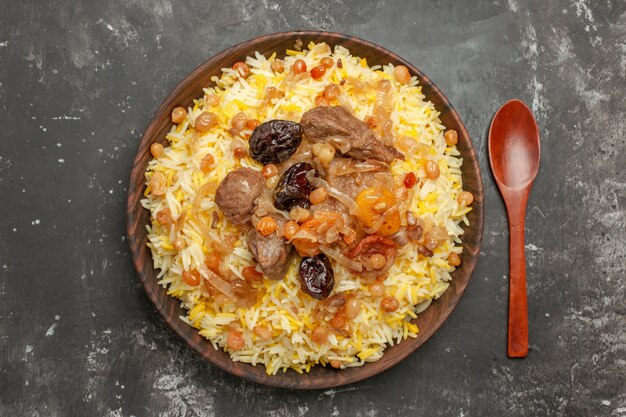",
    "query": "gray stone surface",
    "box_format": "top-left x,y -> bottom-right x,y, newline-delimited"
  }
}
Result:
1,0 -> 624,415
